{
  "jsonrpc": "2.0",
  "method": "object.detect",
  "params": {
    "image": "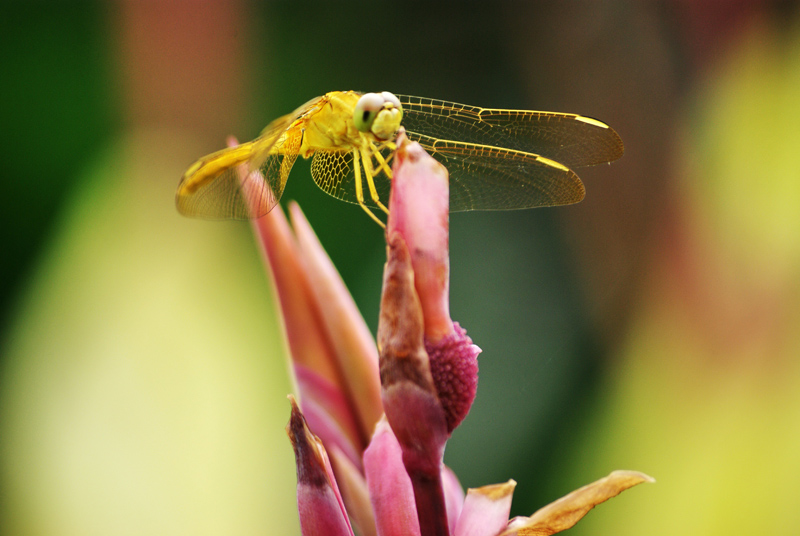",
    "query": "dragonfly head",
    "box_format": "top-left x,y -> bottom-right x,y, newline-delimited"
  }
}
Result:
354,91 -> 403,140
